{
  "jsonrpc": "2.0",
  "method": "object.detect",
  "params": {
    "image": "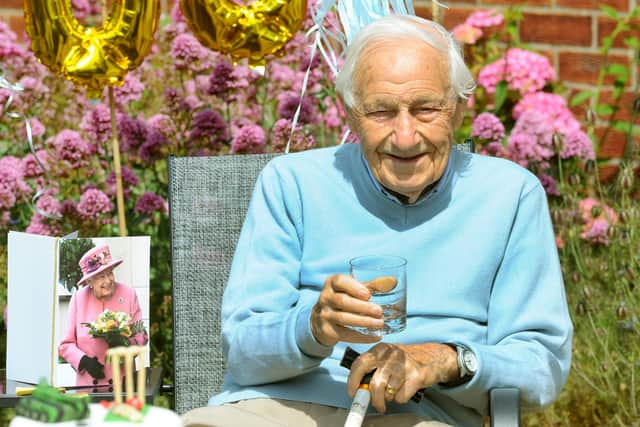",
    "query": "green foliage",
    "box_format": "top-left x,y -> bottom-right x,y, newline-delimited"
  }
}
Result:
58,239 -> 95,292
525,161 -> 640,426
